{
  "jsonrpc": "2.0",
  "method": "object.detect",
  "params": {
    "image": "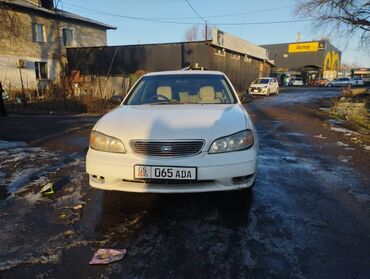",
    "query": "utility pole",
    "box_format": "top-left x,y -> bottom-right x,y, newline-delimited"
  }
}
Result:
205,21 -> 208,41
